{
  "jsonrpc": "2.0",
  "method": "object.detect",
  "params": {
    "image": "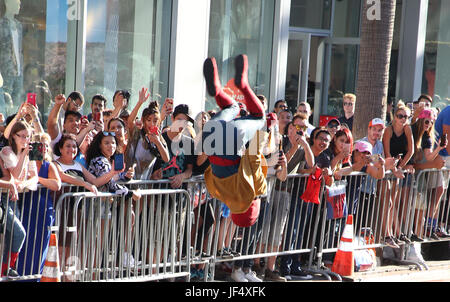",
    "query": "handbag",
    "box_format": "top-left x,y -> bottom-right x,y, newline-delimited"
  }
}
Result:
300,167 -> 323,205
325,180 -> 348,220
